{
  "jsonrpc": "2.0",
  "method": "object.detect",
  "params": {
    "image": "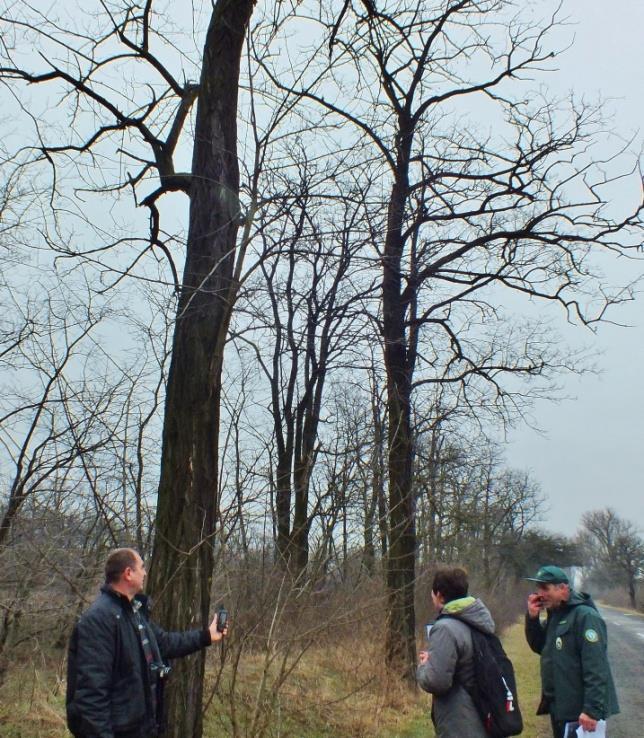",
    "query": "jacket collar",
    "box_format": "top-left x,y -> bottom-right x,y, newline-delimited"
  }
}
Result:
441,596 -> 476,615
100,583 -> 131,606
100,584 -> 150,613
